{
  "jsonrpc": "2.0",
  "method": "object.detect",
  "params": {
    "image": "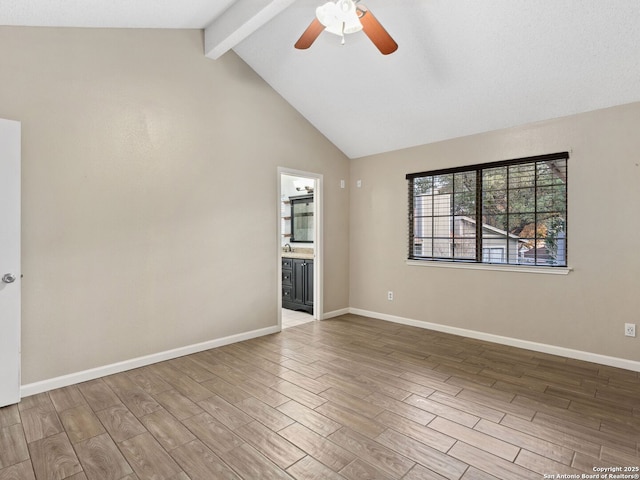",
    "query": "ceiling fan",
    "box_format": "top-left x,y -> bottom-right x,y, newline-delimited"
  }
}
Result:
295,0 -> 398,55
